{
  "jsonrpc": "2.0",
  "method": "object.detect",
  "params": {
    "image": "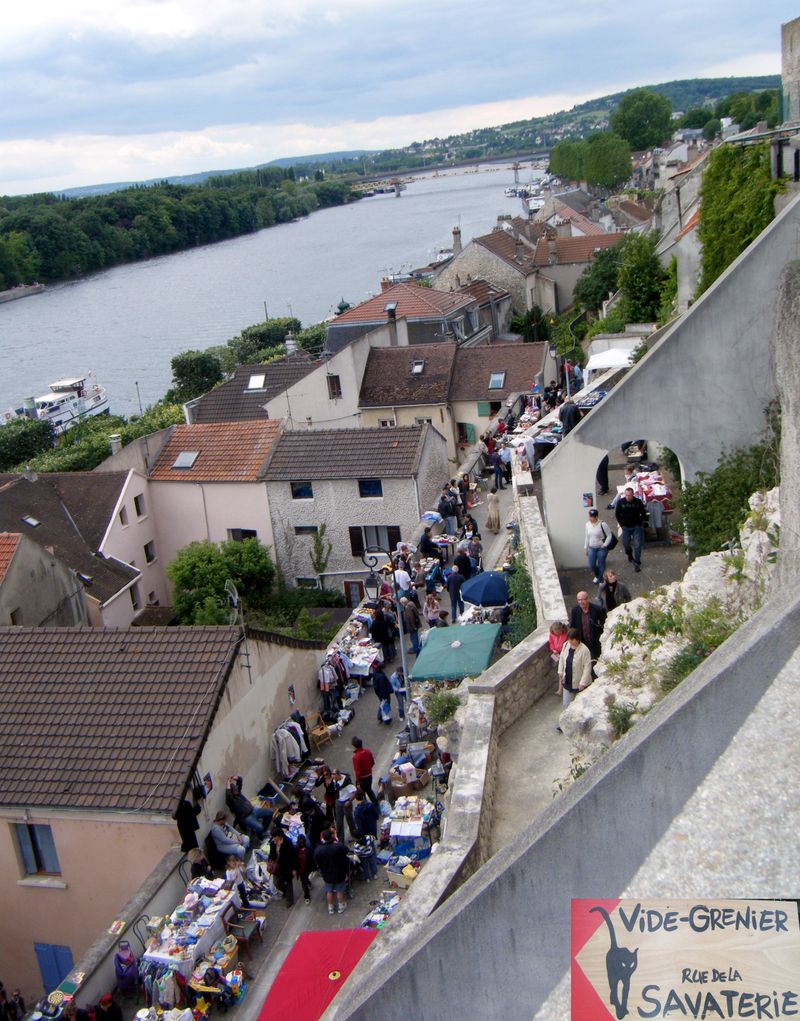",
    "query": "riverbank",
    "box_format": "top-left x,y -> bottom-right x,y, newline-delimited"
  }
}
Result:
0,283 -> 44,303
